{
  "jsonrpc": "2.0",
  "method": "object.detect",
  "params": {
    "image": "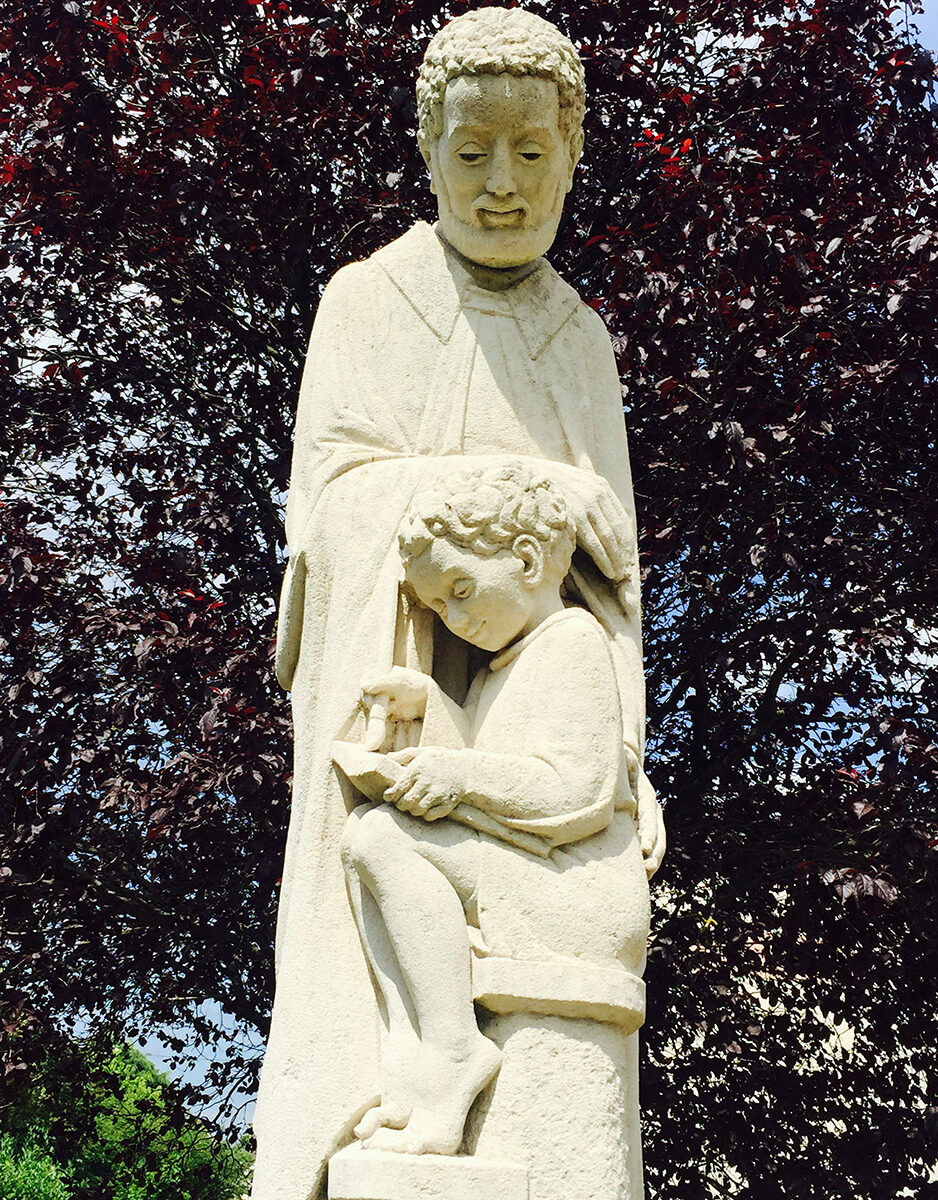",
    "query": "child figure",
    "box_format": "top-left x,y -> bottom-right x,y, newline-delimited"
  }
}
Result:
340,462 -> 649,1157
